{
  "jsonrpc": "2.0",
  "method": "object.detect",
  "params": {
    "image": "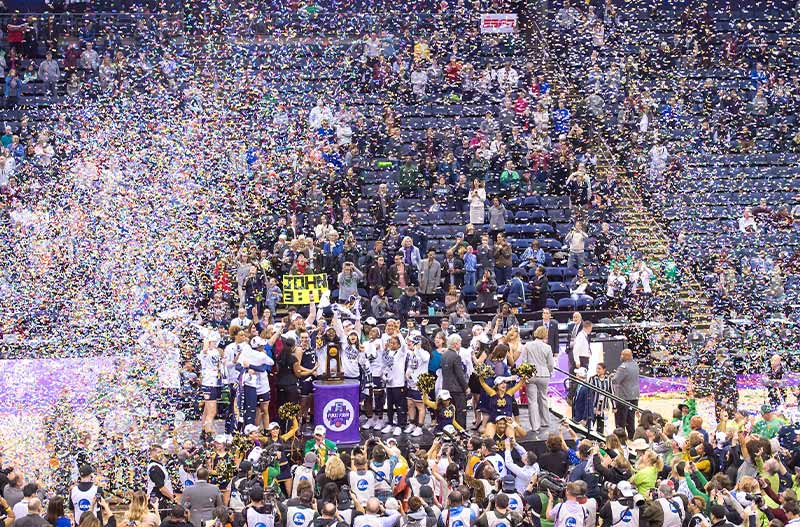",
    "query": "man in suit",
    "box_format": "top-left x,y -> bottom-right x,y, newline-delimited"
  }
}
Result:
181,468 -> 223,527
532,308 -> 560,355
441,334 -> 469,428
530,266 -> 549,311
612,349 -> 640,439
